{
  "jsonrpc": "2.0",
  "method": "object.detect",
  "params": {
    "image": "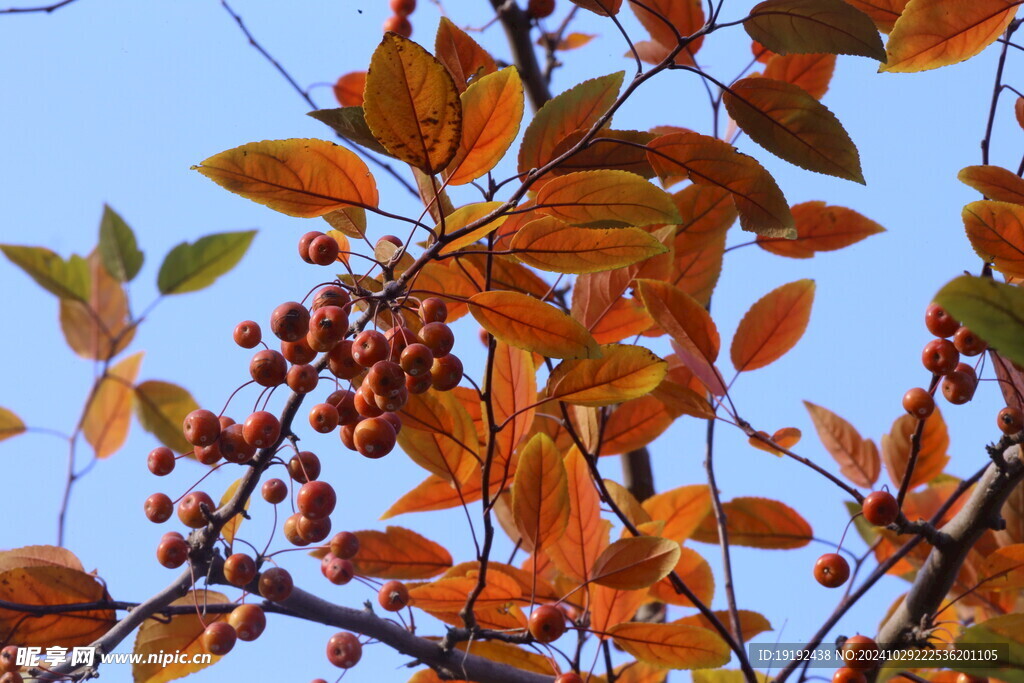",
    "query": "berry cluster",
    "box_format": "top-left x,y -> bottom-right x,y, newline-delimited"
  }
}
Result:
903,303 -> 987,416
814,490 -> 898,589
384,0 -> 415,38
